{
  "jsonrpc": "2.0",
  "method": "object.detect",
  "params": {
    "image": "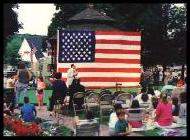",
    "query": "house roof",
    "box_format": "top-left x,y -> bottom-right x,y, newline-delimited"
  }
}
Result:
25,36 -> 44,60
68,7 -> 115,22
